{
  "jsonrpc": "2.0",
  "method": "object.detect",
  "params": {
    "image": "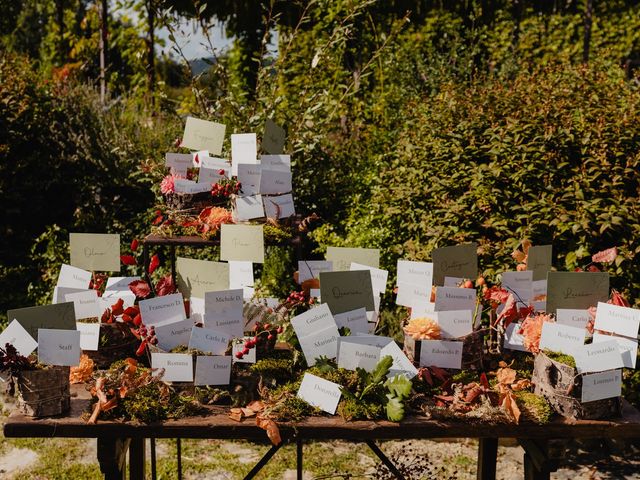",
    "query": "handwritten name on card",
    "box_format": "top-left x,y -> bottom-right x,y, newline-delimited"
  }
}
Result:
434,310 -> 473,339
431,243 -> 477,287
574,340 -> 624,374
434,287 -> 476,312
263,193 -> 296,219
593,333 -> 638,369
419,340 -> 463,369
70,233 -> 120,272
503,323 -> 527,352
326,247 -> 380,272
297,373 -> 342,414
151,353 -> 193,382
188,327 -> 230,355
181,117 -> 225,155
176,257 -> 229,298
0,320 -> 38,356
333,308 -> 369,334
526,245 -> 553,281
556,309 -> 591,329
539,322 -> 585,355
220,224 -> 265,264
57,264 -> 91,289
76,322 -> 100,351
319,270 -> 375,314
138,293 -> 185,327
37,328 -> 81,366
338,340 -> 380,372
350,262 -> 388,295
581,370 -> 622,403
298,260 -> 333,283
65,289 -> 100,320
194,356 -> 232,385
154,318 -> 194,351
546,271 -> 609,314
165,153 -> 193,176
594,302 -> 640,339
